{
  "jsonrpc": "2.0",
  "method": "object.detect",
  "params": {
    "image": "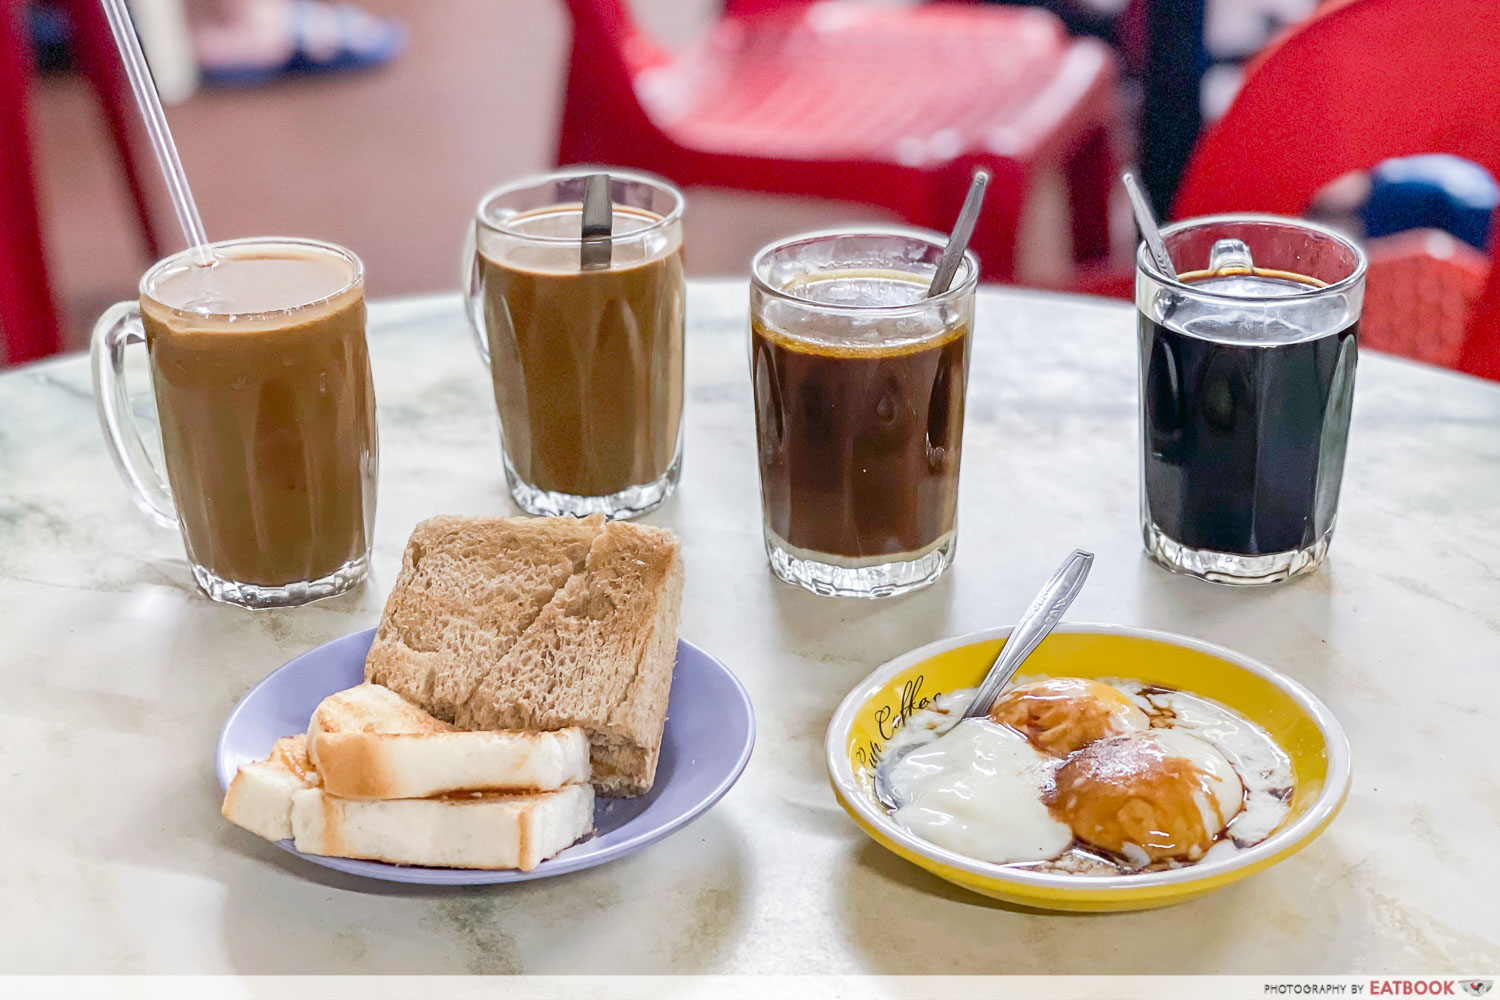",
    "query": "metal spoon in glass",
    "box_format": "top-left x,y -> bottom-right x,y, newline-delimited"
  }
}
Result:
927,169 -> 989,297
872,548 -> 1095,811
1121,171 -> 1177,279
